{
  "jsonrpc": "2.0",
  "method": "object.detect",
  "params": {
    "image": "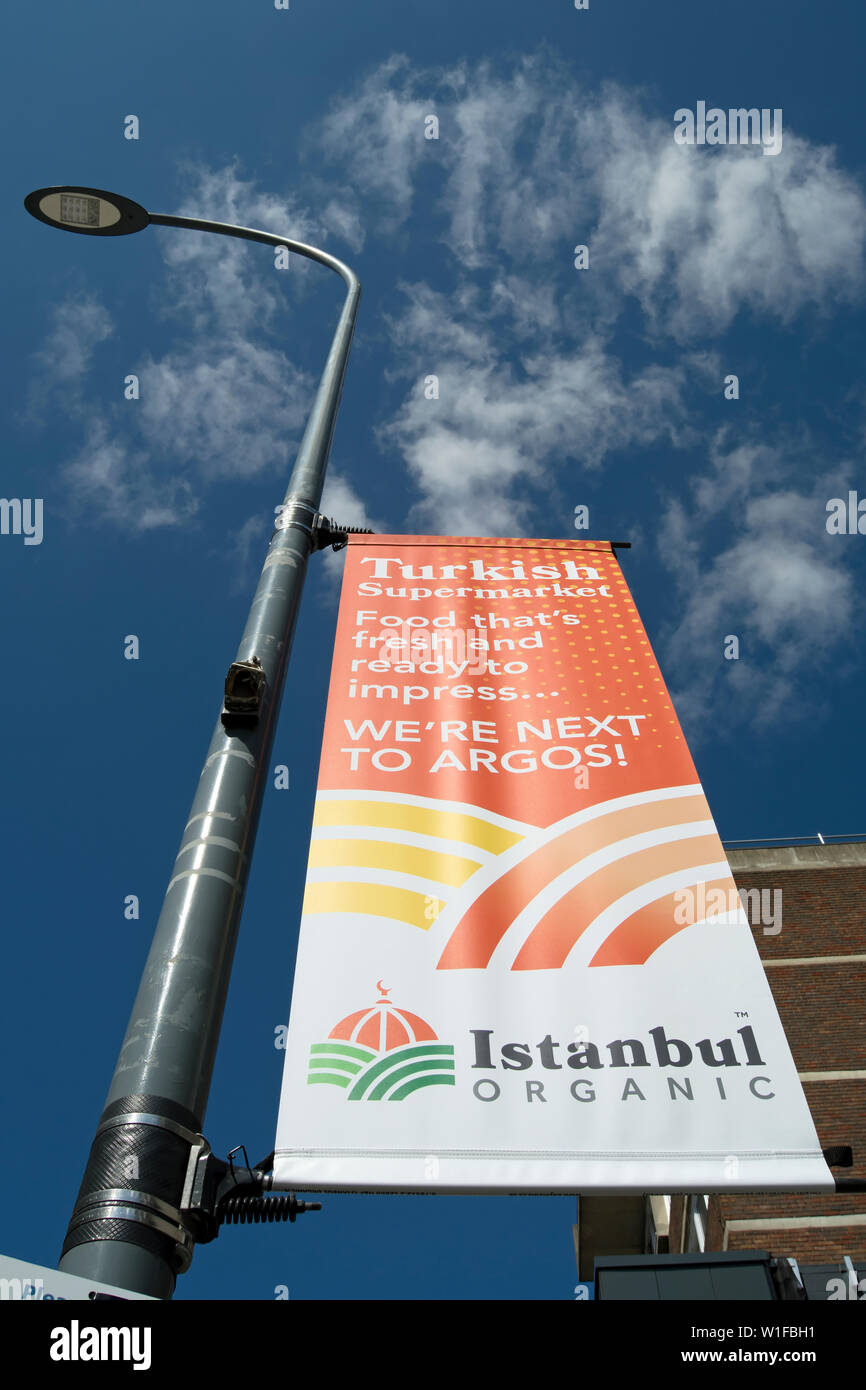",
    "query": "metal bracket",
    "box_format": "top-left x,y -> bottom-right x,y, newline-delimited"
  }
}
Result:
821,1145 -> 866,1193
178,1140 -> 320,1244
823,1145 -> 853,1167
221,655 -> 266,730
311,514 -> 374,553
